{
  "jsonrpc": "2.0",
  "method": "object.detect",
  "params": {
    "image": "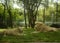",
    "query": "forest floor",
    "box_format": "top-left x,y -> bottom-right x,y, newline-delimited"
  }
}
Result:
0,28 -> 60,43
